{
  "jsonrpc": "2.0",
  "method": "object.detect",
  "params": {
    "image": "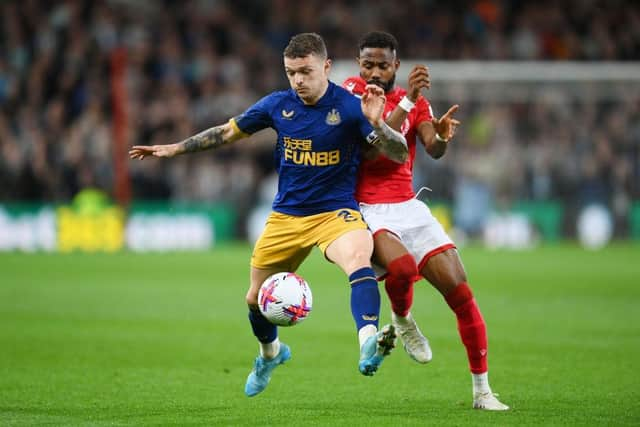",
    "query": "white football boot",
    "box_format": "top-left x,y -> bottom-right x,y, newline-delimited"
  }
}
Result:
473,392 -> 510,410
391,312 -> 432,364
